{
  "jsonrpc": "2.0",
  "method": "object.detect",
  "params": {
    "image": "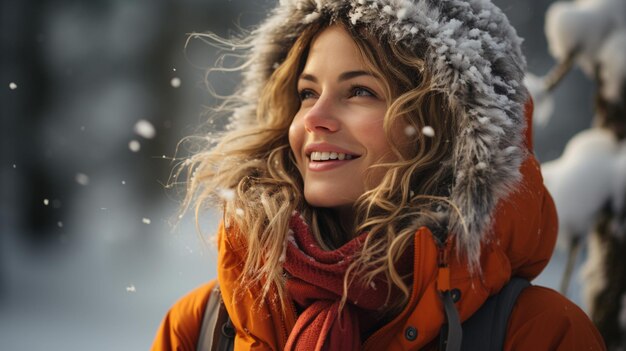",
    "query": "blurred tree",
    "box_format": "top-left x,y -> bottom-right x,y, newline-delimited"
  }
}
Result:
529,0 -> 626,348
